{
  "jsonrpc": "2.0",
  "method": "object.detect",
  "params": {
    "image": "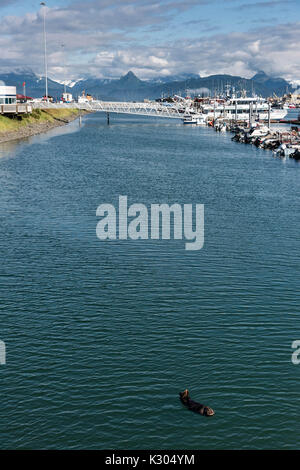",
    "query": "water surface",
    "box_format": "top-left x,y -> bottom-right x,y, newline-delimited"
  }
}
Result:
0,113 -> 300,449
